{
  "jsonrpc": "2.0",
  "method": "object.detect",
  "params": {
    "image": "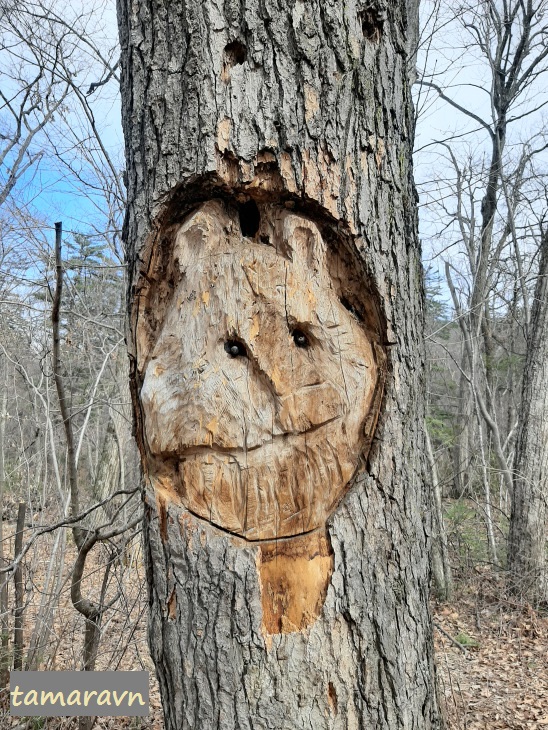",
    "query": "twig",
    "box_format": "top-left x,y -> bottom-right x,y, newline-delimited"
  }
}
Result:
433,621 -> 469,654
0,488 -> 139,575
